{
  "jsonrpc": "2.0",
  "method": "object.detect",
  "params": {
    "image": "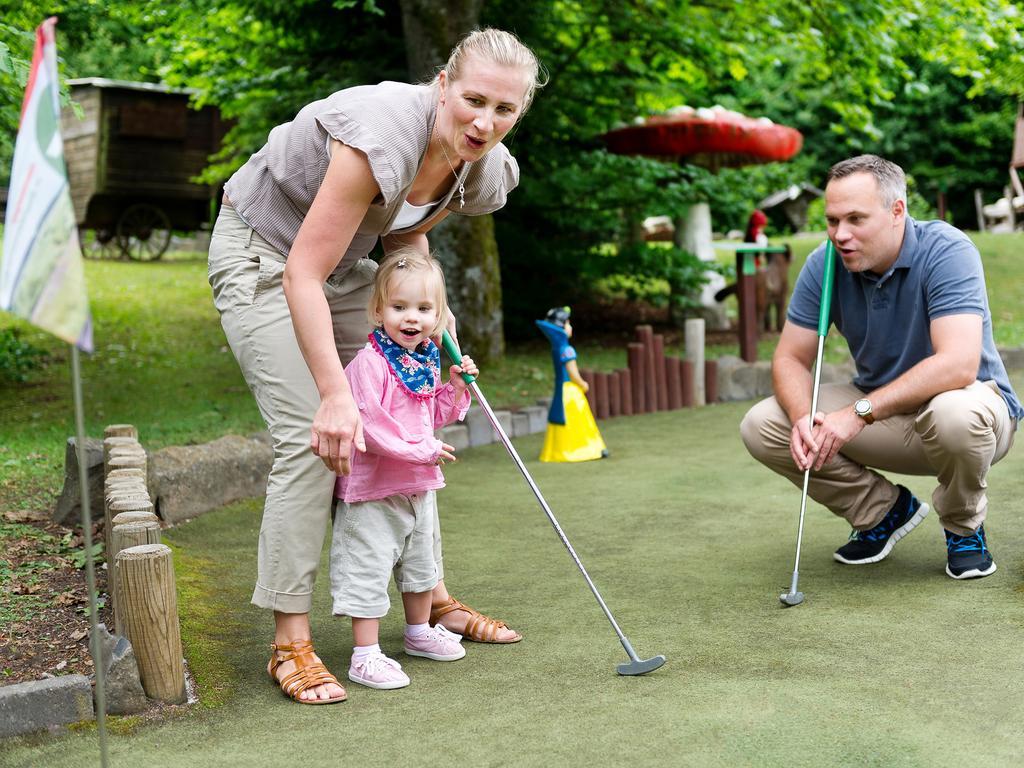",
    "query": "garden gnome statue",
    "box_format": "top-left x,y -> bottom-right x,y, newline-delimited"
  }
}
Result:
535,307 -> 608,462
